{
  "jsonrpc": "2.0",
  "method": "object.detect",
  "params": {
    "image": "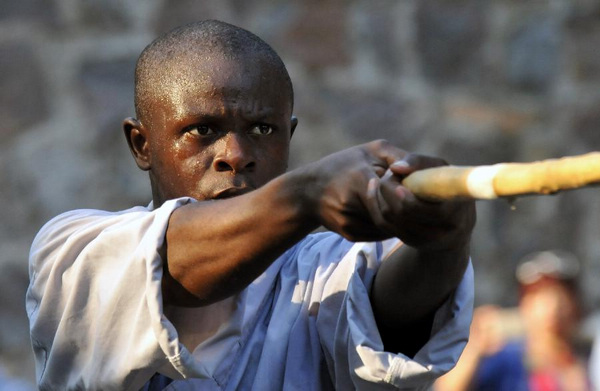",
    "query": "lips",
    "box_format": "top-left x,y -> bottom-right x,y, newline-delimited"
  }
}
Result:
213,187 -> 254,199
